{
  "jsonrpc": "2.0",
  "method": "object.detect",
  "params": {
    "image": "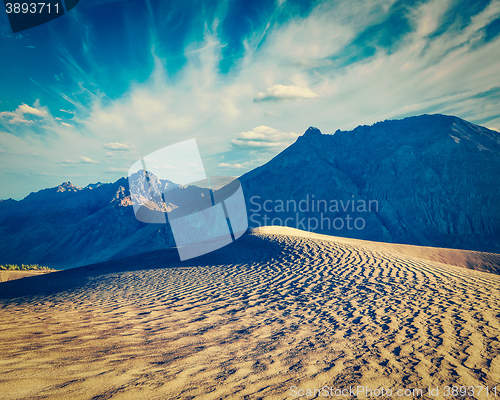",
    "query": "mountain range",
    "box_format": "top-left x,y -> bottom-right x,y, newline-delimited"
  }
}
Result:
241,114 -> 500,253
0,114 -> 499,269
